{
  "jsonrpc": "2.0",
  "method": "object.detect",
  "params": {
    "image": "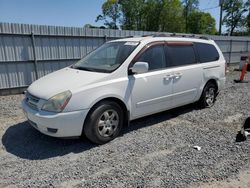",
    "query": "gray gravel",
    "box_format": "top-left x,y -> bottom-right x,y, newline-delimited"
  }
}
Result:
0,70 -> 250,188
